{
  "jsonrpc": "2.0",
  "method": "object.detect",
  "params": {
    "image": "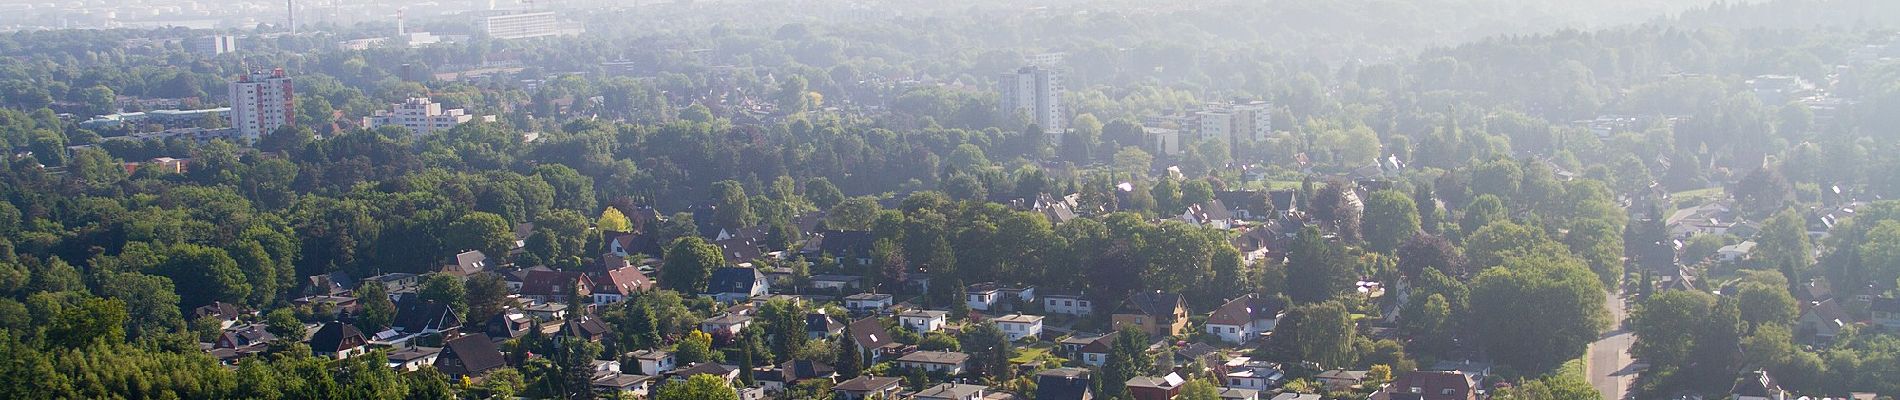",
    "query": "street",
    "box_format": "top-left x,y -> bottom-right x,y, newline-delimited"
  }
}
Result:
1586,289 -> 1636,400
